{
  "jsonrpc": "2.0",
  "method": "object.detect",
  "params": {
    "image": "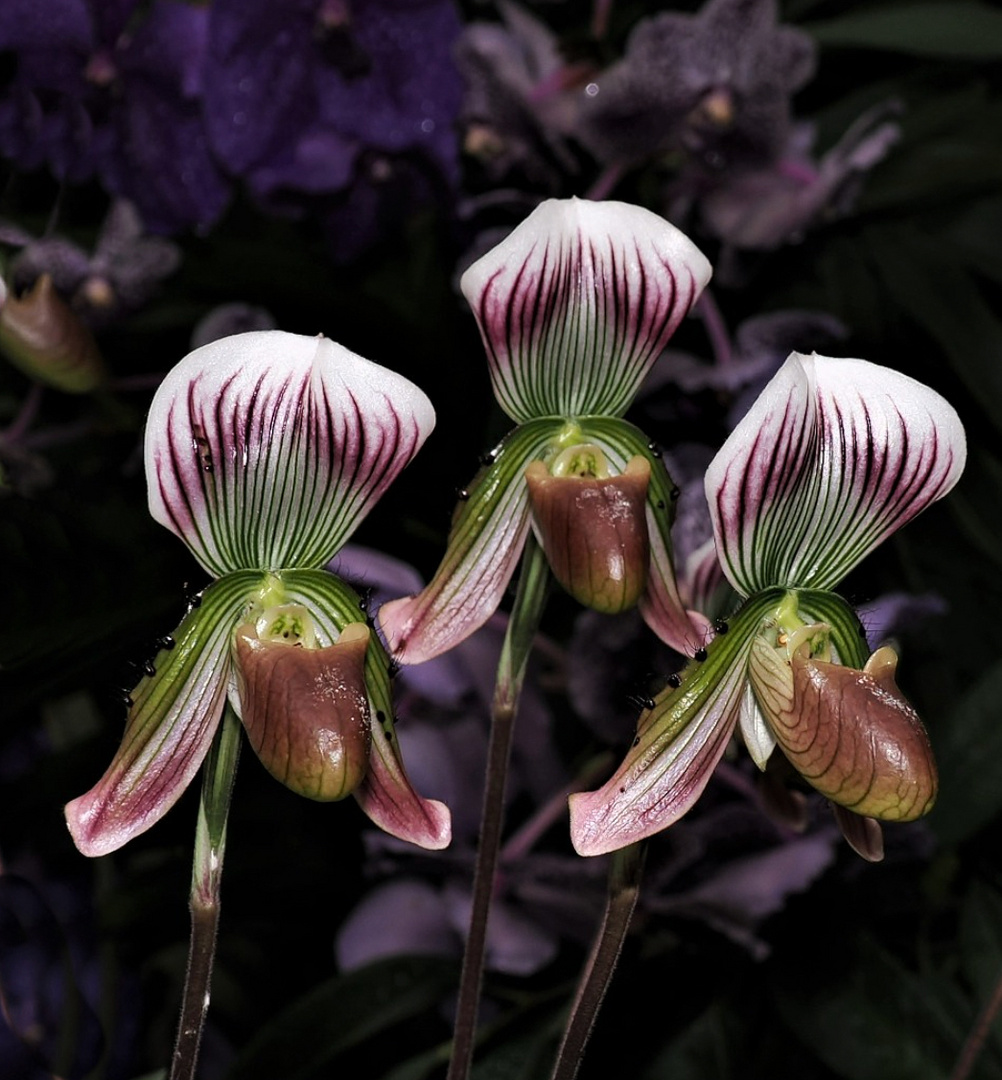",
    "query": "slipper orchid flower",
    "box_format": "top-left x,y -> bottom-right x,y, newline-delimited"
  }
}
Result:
570,352 -> 966,857
65,331 -> 451,856
380,198 -> 713,664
